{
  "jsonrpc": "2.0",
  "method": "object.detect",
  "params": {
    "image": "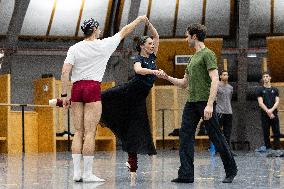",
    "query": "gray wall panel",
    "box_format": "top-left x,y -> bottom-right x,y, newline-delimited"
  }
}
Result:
0,0 -> 15,35
119,0 -> 131,30
78,0 -> 110,37
49,0 -> 81,36
205,0 -> 231,36
274,0 -> 284,33
132,0 -> 148,37
11,54 -> 64,109
149,0 -> 176,37
249,0 -> 271,34
20,0 -> 54,36
176,0 -> 203,36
